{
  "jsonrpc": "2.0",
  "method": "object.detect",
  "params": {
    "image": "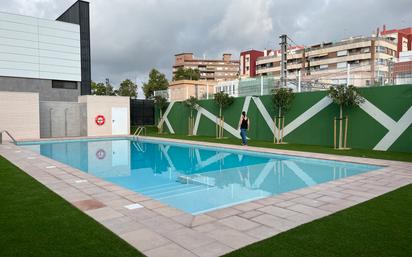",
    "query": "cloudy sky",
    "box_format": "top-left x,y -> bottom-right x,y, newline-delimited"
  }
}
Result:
1,0 -> 411,87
